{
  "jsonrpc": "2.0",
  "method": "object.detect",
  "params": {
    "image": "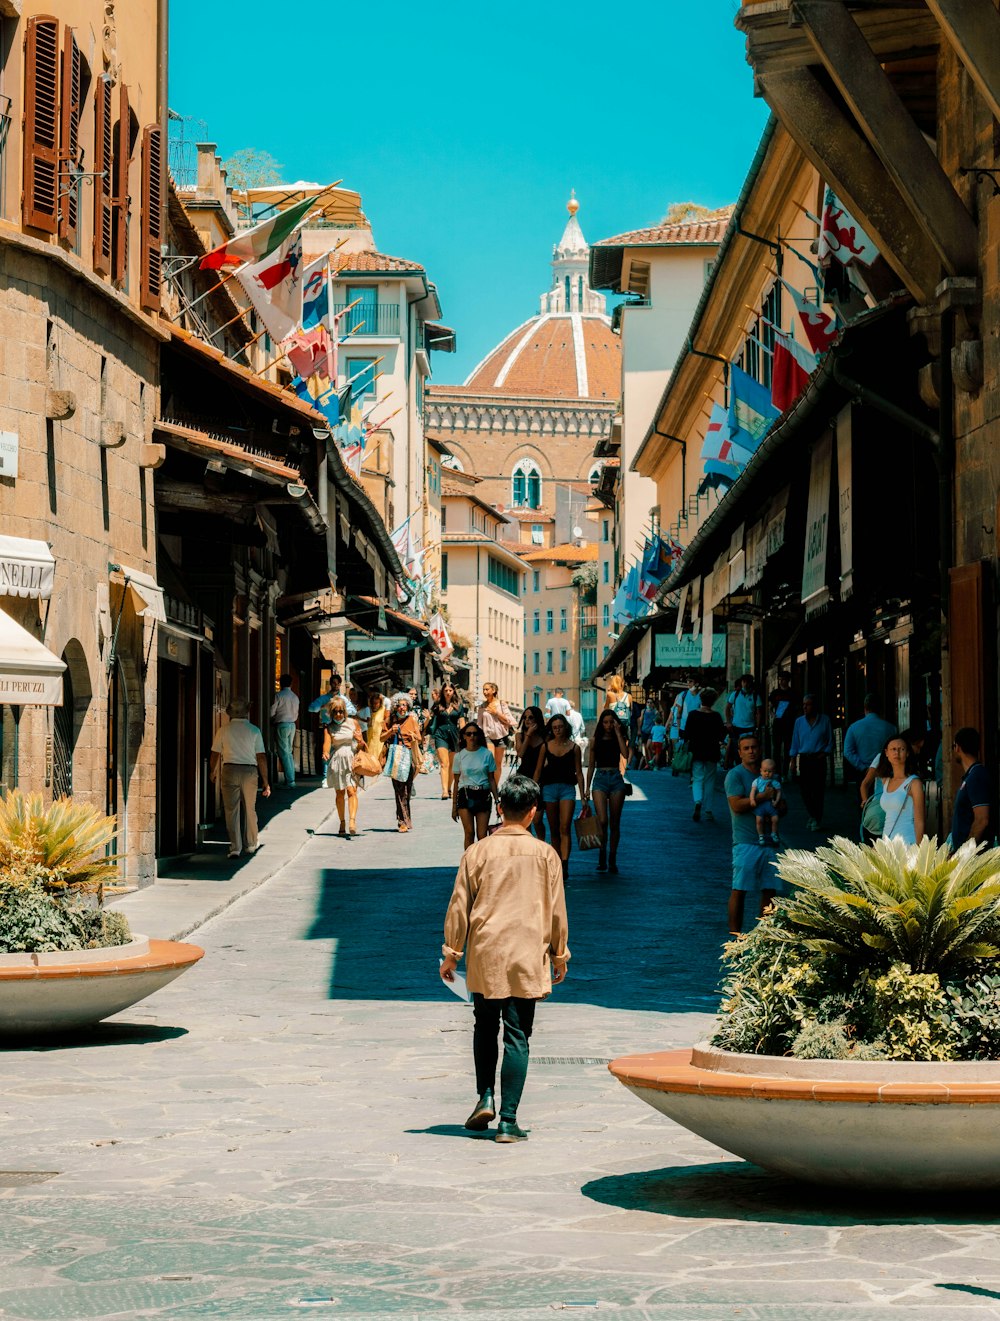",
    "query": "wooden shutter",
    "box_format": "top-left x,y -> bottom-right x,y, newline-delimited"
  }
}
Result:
111,82 -> 130,283
22,15 -> 59,233
139,123 -> 162,312
57,27 -> 80,243
92,75 -> 113,274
